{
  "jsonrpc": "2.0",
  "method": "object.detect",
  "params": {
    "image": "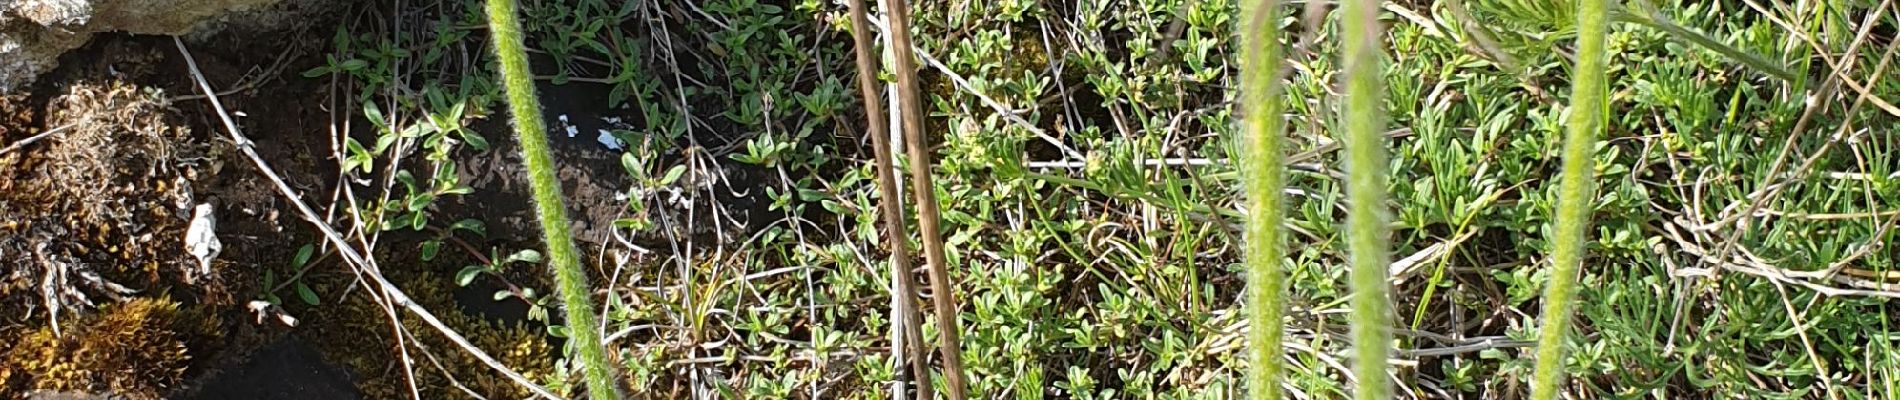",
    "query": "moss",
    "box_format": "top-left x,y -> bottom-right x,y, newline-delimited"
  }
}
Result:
308,271 -> 559,399
0,297 -> 217,399
1,82 -> 209,314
